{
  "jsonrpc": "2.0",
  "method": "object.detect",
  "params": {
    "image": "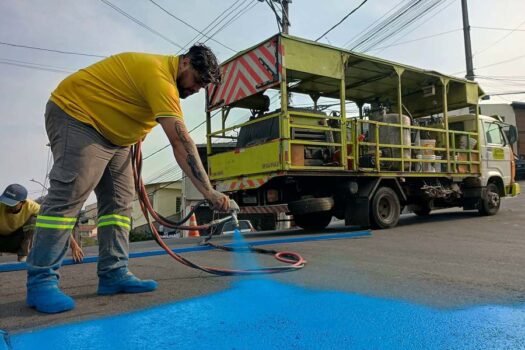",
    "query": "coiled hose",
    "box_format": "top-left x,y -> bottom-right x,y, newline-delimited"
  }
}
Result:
132,141 -> 306,276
